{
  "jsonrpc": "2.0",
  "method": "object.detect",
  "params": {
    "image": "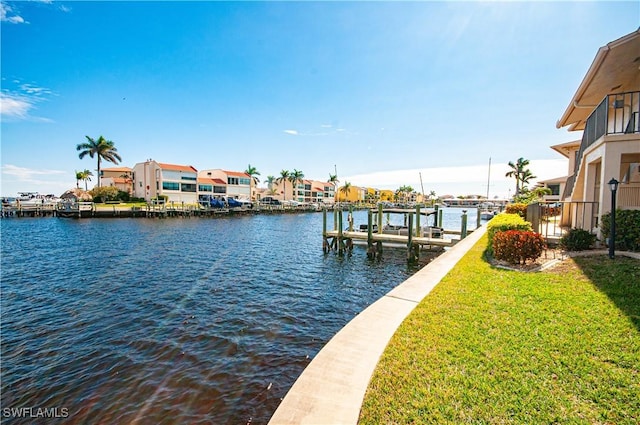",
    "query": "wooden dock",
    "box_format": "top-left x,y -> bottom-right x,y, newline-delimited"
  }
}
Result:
322,205 -> 476,263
